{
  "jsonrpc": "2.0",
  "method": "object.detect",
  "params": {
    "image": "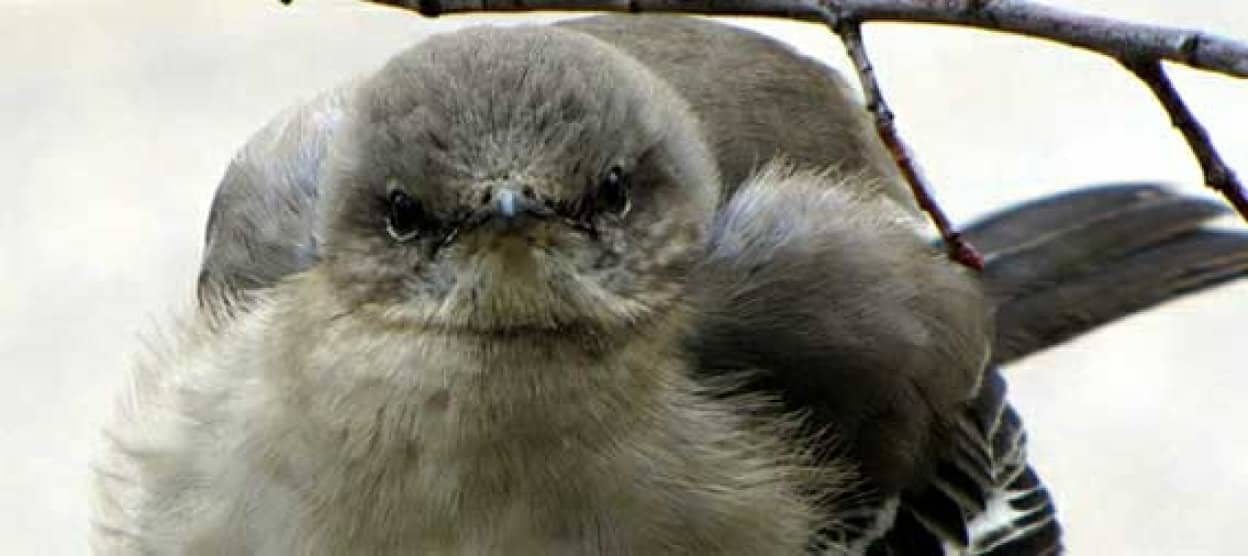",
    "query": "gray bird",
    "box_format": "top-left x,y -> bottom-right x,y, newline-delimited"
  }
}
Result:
91,15 -> 1248,555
